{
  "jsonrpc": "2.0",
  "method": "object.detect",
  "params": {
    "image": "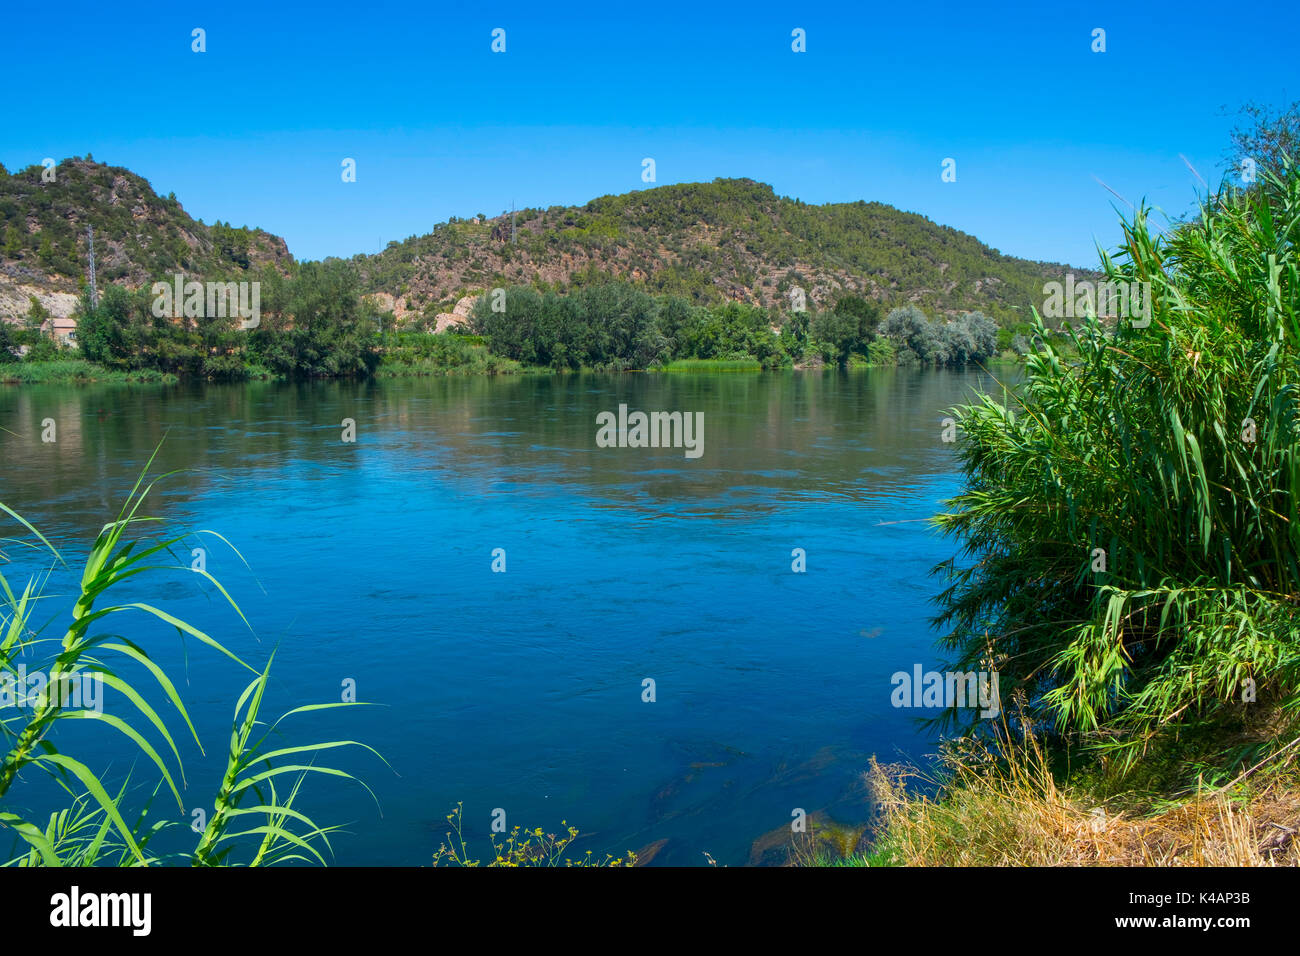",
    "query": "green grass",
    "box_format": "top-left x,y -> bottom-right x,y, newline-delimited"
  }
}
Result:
375,333 -> 523,378
241,363 -> 280,381
657,357 -> 762,372
374,355 -> 523,378
846,353 -> 875,369
0,360 -> 178,385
